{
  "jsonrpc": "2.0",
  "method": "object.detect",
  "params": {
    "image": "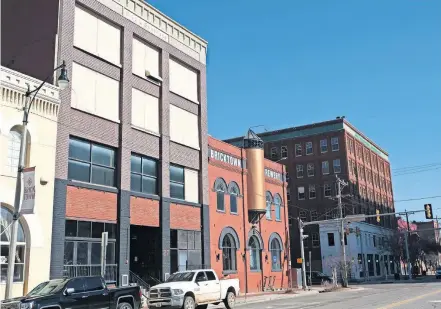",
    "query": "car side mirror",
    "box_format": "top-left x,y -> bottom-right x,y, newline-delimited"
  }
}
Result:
65,288 -> 75,296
